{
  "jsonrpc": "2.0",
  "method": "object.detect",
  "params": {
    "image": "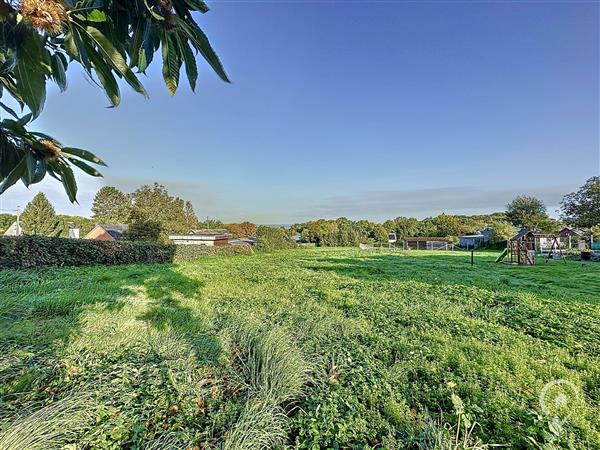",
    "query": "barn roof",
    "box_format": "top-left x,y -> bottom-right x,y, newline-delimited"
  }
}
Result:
510,229 -> 534,241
